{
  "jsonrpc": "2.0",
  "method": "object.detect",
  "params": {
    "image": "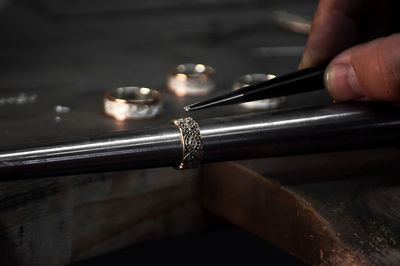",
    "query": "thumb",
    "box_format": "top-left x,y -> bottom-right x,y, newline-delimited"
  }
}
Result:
324,34 -> 400,102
